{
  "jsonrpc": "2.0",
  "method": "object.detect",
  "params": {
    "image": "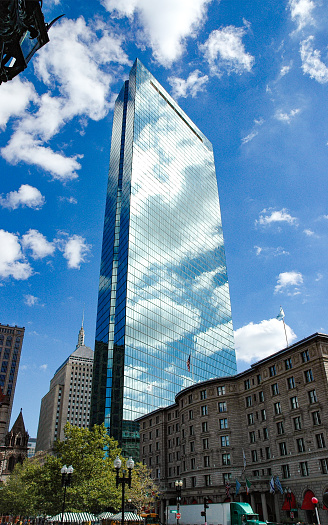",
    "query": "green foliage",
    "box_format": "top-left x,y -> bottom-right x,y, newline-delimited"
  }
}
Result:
126,462 -> 160,515
0,424 -> 123,516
